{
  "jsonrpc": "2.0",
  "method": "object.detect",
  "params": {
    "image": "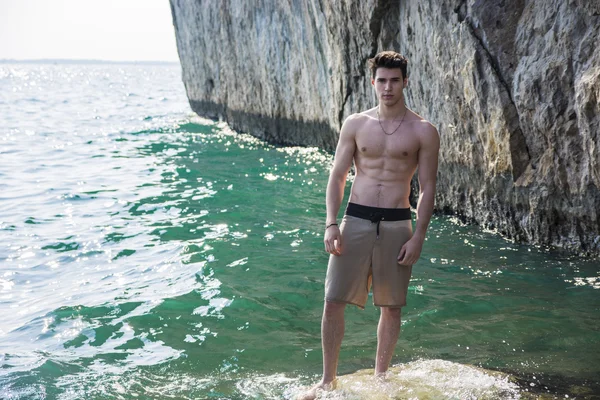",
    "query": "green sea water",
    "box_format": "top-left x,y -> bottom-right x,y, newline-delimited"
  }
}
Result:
1,64 -> 599,399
